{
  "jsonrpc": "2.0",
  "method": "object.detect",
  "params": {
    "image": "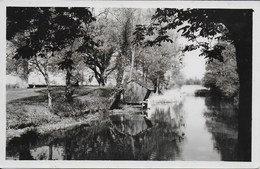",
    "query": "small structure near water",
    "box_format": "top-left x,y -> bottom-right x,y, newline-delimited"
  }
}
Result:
124,74 -> 155,104
109,72 -> 155,110
123,78 -> 155,111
